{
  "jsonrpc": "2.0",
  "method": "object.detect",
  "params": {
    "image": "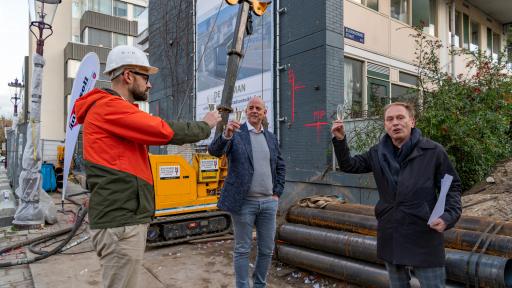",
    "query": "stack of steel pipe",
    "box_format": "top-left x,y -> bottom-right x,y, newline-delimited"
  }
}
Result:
276,205 -> 512,287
